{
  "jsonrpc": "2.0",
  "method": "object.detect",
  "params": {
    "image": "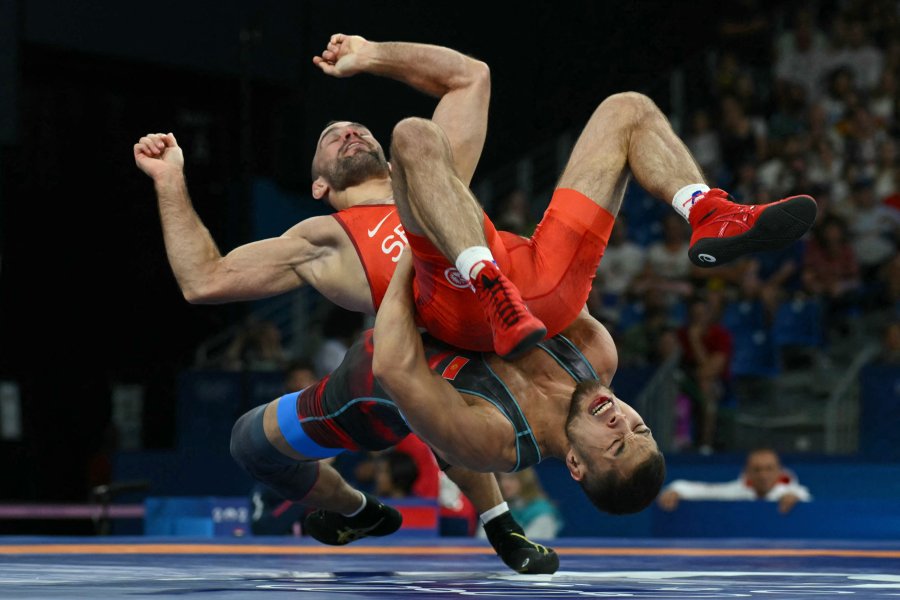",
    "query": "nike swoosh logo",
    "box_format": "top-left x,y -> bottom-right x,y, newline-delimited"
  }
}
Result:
367,211 -> 395,237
